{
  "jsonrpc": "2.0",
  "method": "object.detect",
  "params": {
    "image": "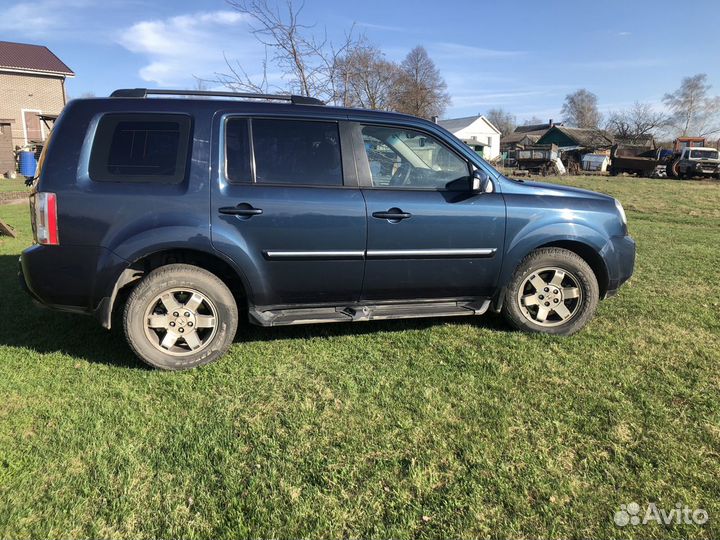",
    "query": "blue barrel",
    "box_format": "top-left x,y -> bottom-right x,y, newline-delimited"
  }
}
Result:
19,151 -> 37,177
